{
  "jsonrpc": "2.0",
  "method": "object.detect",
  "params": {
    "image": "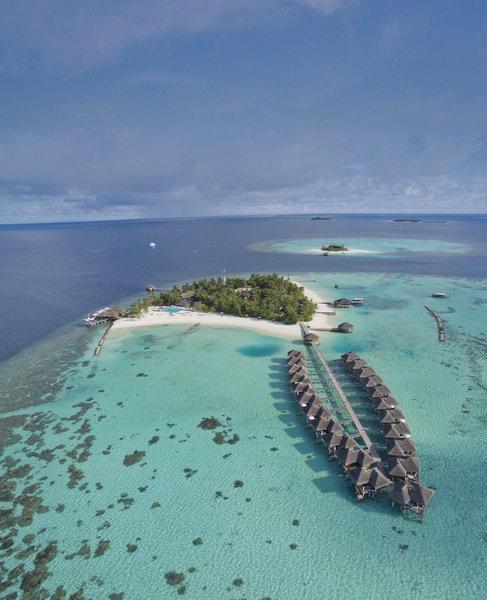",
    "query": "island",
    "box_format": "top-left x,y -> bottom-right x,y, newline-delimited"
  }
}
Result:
321,244 -> 349,253
124,273 -> 316,325
310,216 -> 332,221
